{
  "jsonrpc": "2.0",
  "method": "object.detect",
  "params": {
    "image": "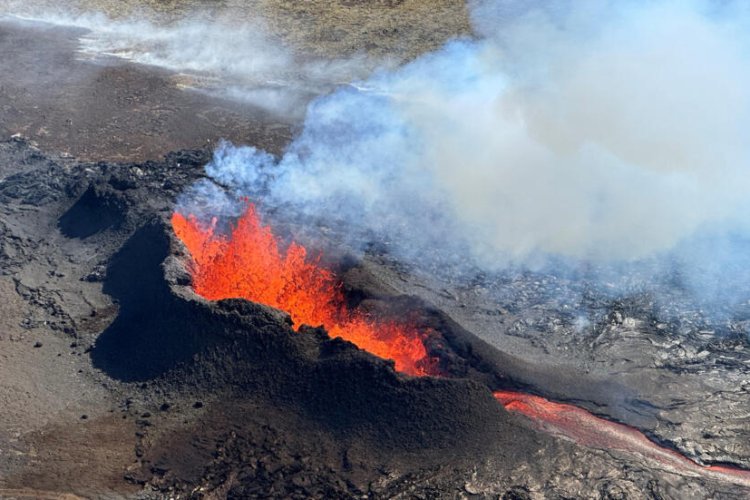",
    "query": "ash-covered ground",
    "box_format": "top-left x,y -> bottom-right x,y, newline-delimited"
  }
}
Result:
1,2 -> 749,499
